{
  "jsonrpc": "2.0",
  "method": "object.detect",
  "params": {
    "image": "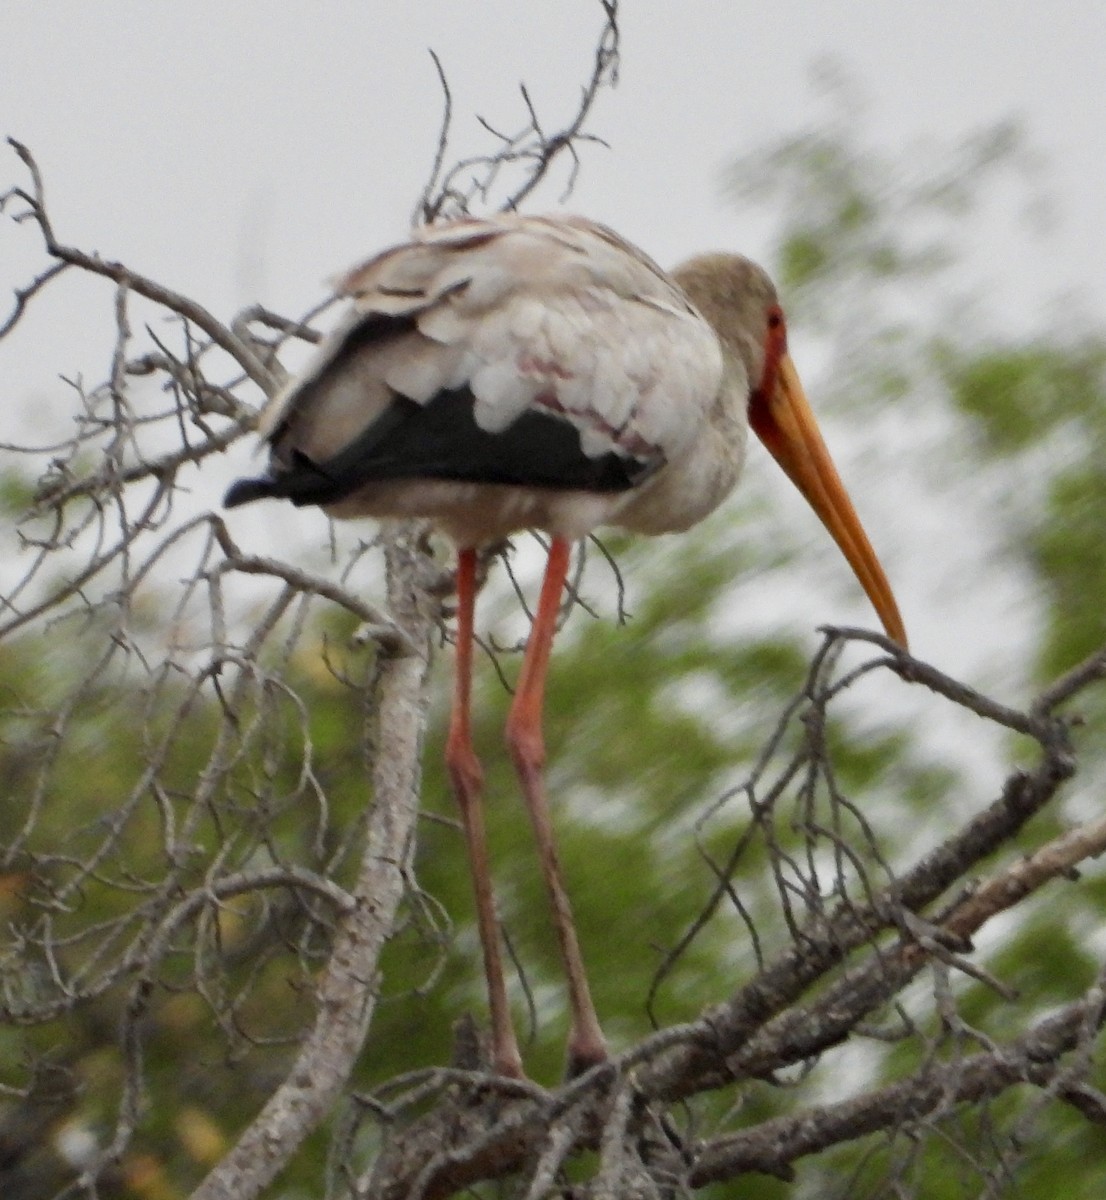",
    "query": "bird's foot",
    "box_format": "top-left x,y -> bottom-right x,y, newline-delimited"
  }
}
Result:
564,1032 -> 609,1081
451,1014 -> 529,1081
